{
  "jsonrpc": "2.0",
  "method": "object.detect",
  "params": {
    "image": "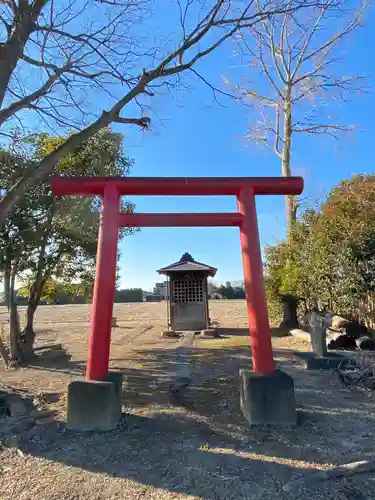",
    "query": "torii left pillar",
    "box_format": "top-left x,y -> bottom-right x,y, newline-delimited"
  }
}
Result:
87,185 -> 120,380
67,185 -> 123,431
